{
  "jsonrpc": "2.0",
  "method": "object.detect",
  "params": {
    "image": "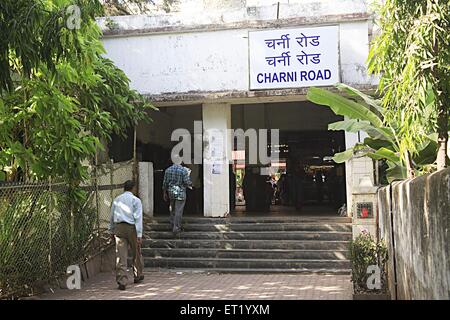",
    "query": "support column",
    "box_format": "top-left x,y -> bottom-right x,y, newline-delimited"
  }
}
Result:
344,128 -> 373,217
202,103 -> 231,217
138,161 -> 154,217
